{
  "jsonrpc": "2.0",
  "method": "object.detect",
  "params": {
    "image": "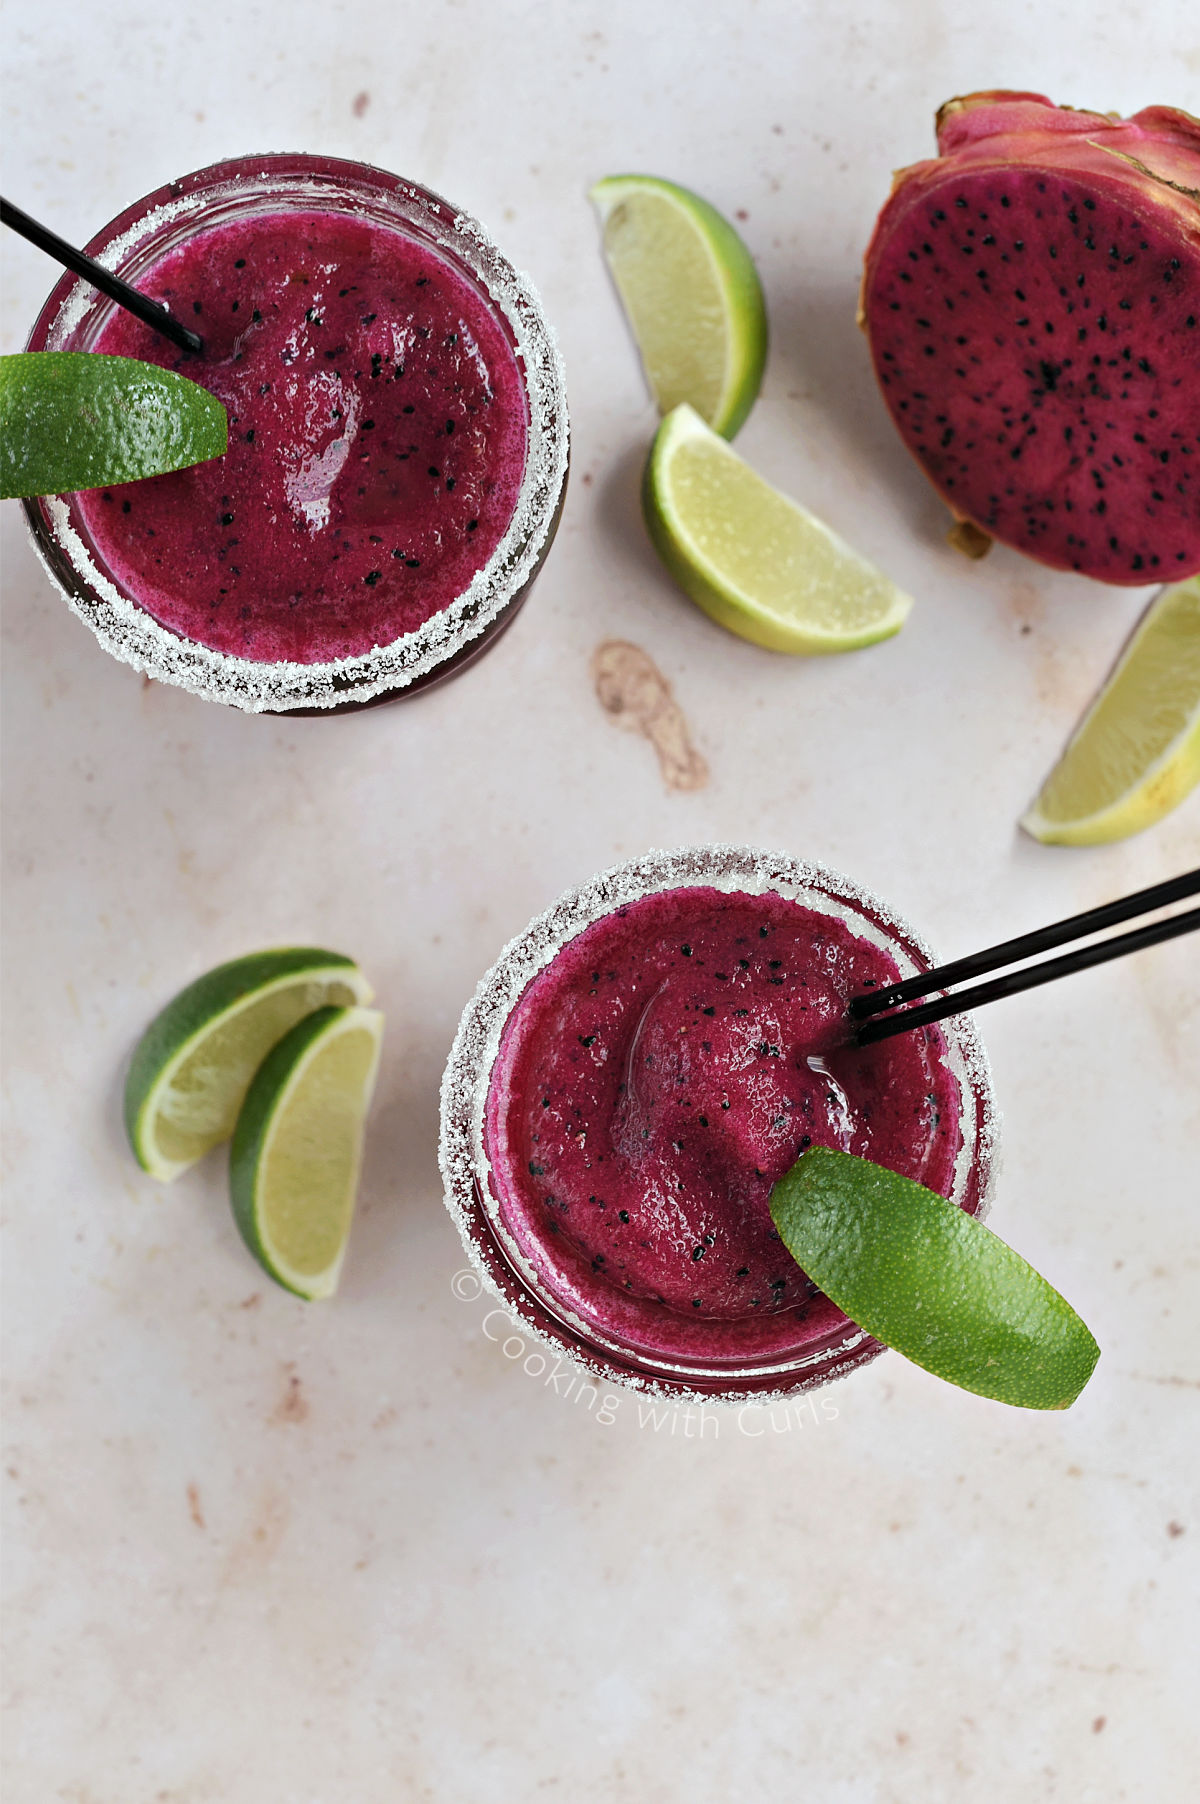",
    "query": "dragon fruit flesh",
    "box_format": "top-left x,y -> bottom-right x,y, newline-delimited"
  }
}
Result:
861,92 -> 1200,585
